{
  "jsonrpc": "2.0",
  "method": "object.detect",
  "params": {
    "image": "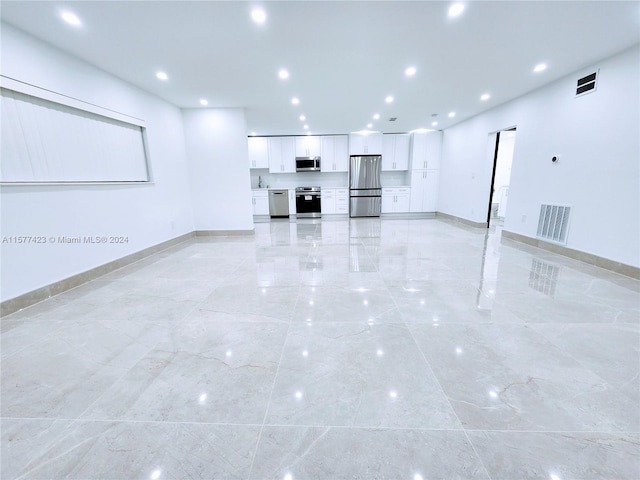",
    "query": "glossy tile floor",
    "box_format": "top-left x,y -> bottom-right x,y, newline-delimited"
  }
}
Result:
2,218 -> 639,479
